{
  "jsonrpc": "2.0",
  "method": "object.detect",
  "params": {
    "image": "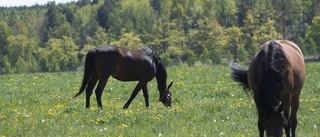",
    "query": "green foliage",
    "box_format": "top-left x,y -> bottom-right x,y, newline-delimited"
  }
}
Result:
306,37 -> 317,56
160,53 -> 173,67
5,35 -> 38,73
0,0 -> 319,74
40,36 -> 79,72
185,49 -> 196,66
306,16 -> 320,52
0,21 -> 12,55
210,48 -> 222,65
110,30 -> 144,49
224,26 -> 243,62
